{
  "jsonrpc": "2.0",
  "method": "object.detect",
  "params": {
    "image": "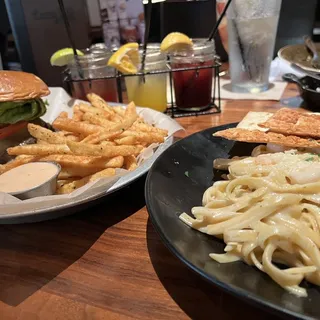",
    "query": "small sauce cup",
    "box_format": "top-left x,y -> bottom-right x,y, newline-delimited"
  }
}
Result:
0,161 -> 61,200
